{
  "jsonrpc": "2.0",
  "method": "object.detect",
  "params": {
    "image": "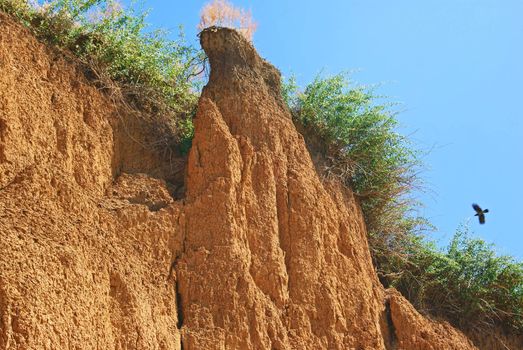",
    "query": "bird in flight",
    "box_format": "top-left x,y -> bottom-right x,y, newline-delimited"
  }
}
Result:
472,203 -> 489,224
